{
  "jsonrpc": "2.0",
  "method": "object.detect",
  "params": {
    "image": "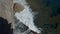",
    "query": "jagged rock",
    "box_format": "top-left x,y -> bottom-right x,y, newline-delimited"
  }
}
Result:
13,3 -> 24,12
